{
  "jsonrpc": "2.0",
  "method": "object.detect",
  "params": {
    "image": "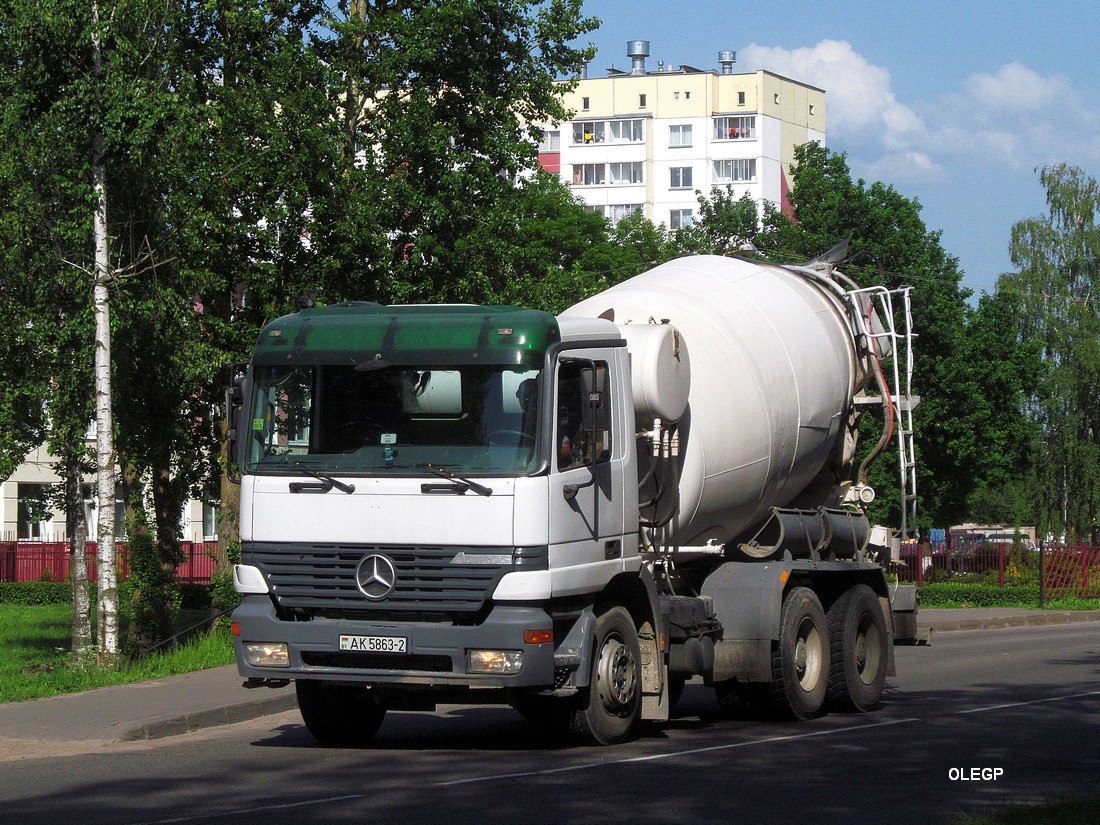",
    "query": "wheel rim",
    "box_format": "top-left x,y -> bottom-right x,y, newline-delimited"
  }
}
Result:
793,617 -> 823,691
596,633 -> 637,711
856,614 -> 883,686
